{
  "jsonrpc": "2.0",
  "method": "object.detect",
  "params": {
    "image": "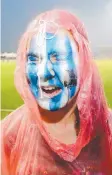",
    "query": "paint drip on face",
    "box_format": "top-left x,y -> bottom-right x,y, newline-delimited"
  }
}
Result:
26,30 -> 78,111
